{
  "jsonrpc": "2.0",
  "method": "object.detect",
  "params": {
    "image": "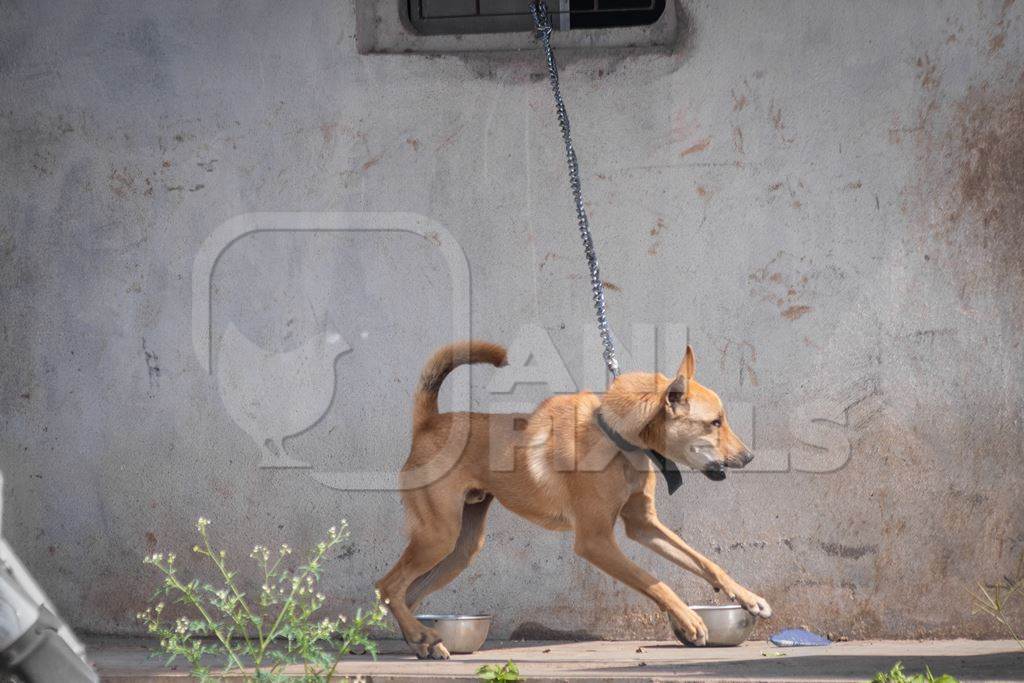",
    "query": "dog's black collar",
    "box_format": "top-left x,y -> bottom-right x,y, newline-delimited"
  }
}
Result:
594,410 -> 682,495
